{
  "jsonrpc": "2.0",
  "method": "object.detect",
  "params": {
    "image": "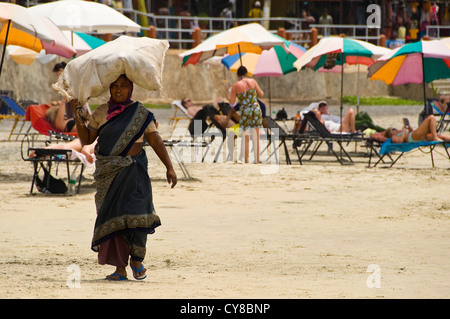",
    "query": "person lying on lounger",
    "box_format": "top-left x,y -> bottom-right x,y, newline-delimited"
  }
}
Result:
312,108 -> 356,133
384,115 -> 450,143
